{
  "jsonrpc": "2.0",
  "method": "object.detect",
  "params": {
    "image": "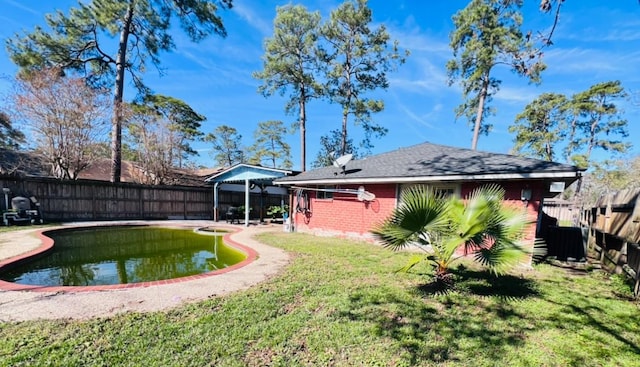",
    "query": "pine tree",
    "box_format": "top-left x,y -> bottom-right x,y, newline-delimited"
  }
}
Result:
321,0 -> 406,155
447,0 -> 545,150
6,0 -> 232,182
253,4 -> 321,172
248,120 -> 292,169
